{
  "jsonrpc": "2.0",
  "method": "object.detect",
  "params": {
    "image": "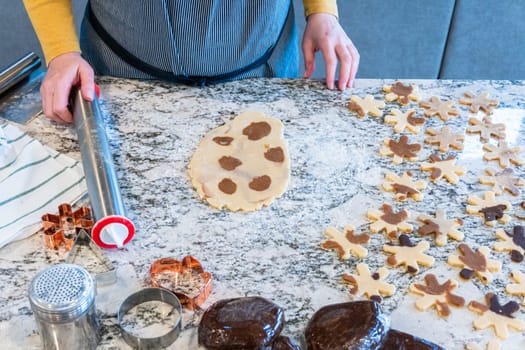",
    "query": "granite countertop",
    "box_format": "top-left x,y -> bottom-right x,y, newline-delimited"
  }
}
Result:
1,78 -> 524,349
